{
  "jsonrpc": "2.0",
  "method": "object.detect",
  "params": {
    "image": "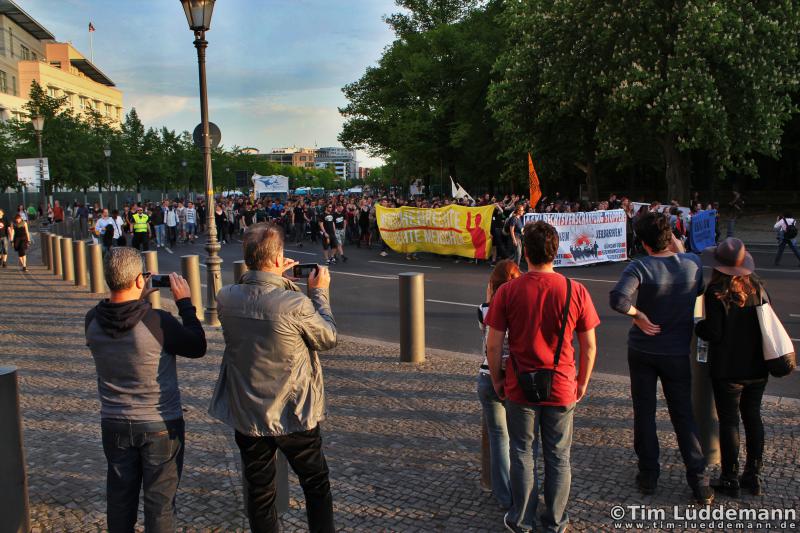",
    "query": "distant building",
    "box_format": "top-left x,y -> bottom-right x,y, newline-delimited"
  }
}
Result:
258,146 -> 317,169
358,167 -> 372,180
315,146 -> 358,180
0,1 -> 123,123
